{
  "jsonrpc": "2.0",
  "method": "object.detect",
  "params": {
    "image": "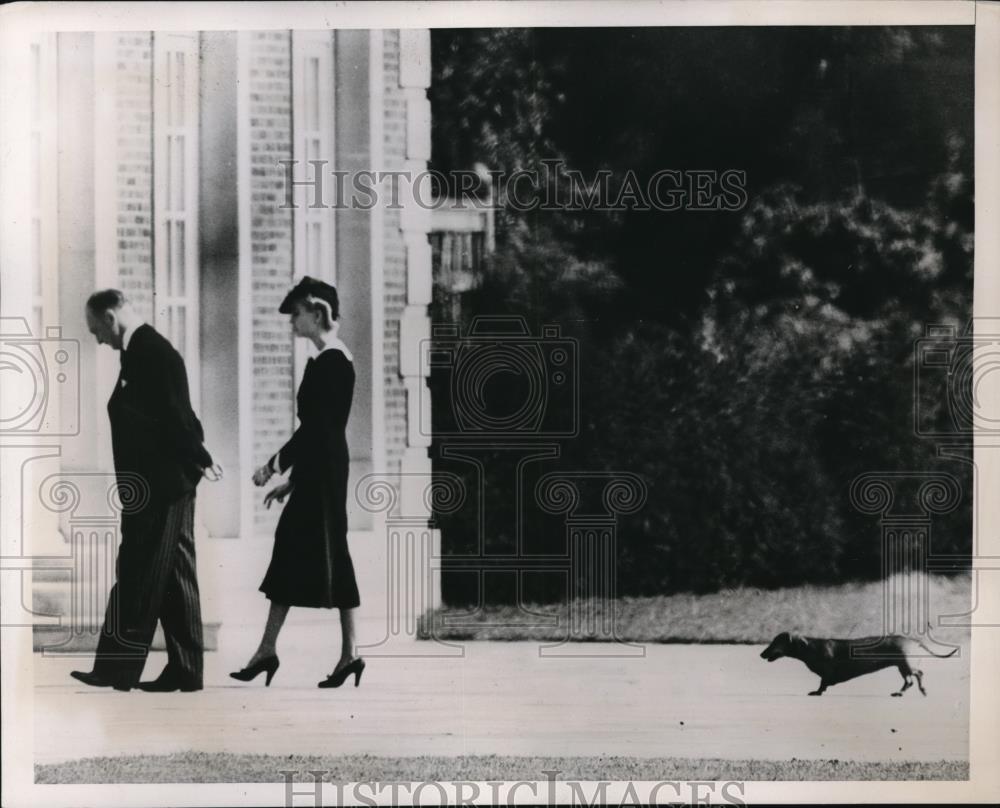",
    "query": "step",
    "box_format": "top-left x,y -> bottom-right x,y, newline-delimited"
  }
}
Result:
33,621 -> 220,653
31,580 -> 219,653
